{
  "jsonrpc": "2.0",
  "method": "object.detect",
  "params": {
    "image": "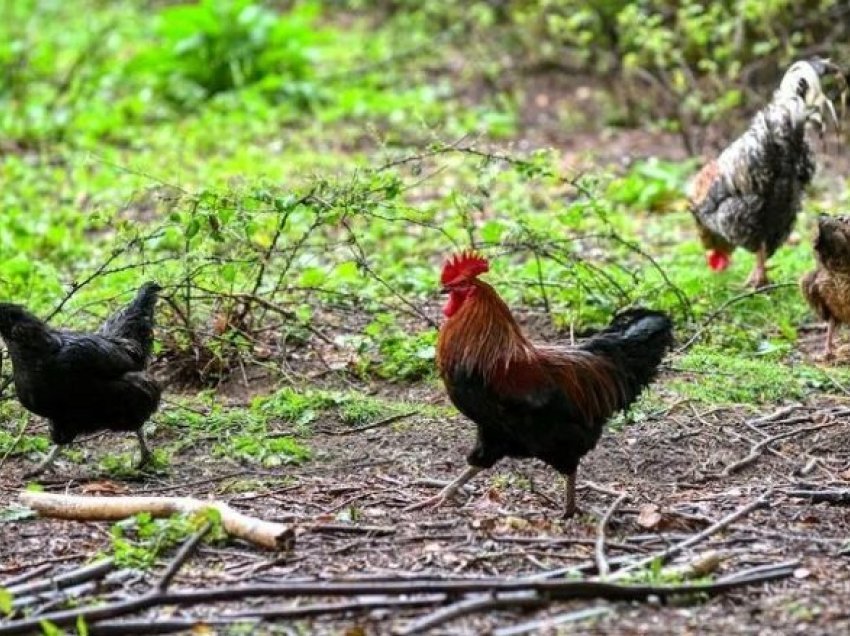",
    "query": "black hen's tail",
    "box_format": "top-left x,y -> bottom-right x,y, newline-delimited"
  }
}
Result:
98,282 -> 162,364
580,307 -> 674,405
